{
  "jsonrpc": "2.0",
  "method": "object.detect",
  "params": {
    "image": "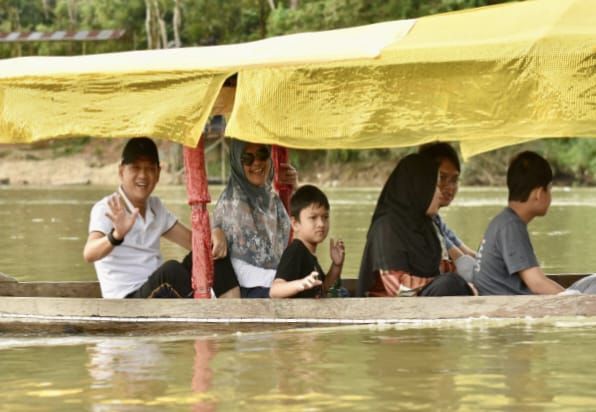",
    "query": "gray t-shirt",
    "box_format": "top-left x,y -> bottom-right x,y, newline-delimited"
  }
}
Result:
472,207 -> 538,295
